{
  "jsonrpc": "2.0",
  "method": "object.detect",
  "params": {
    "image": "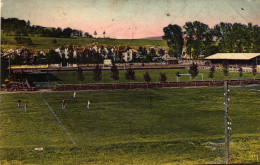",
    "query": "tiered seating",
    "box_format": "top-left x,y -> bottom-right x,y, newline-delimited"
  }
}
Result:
4,81 -> 36,91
